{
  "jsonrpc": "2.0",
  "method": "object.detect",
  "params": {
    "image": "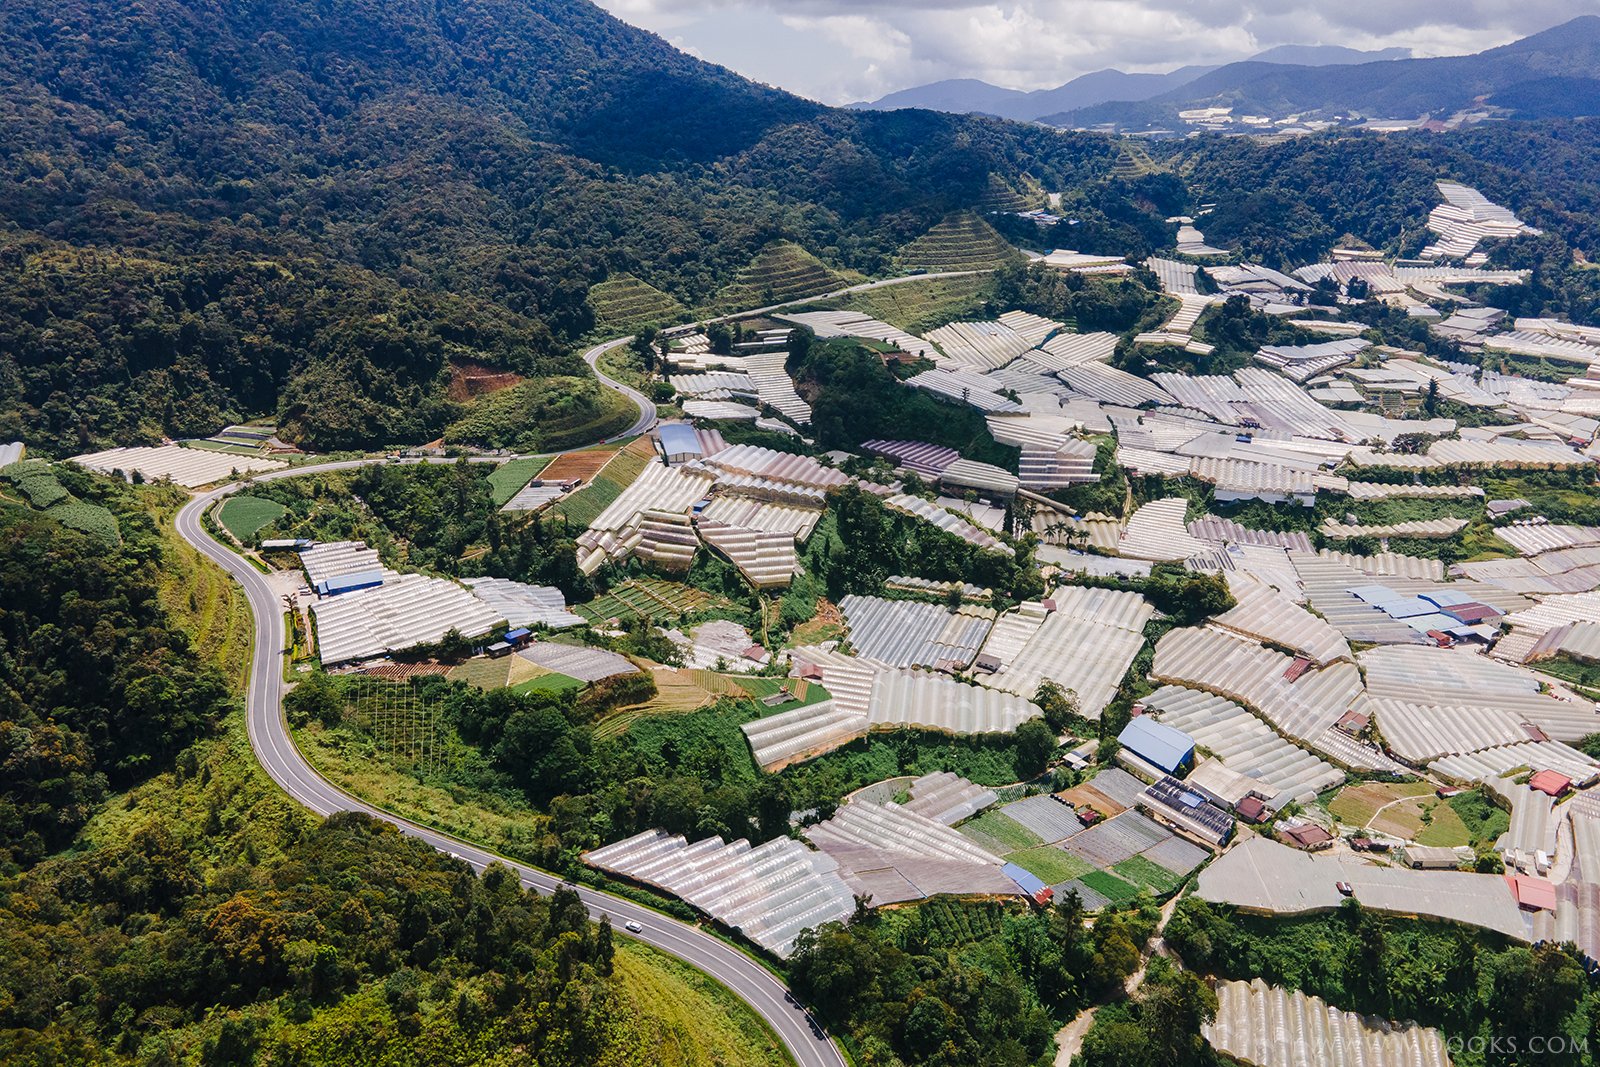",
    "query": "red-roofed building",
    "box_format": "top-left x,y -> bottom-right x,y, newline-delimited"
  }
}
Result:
1442,602 -> 1500,624
1283,656 -> 1313,682
1281,823 -> 1333,850
1529,769 -> 1573,798
1334,709 -> 1369,736
1506,874 -> 1558,912
1235,795 -> 1268,824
